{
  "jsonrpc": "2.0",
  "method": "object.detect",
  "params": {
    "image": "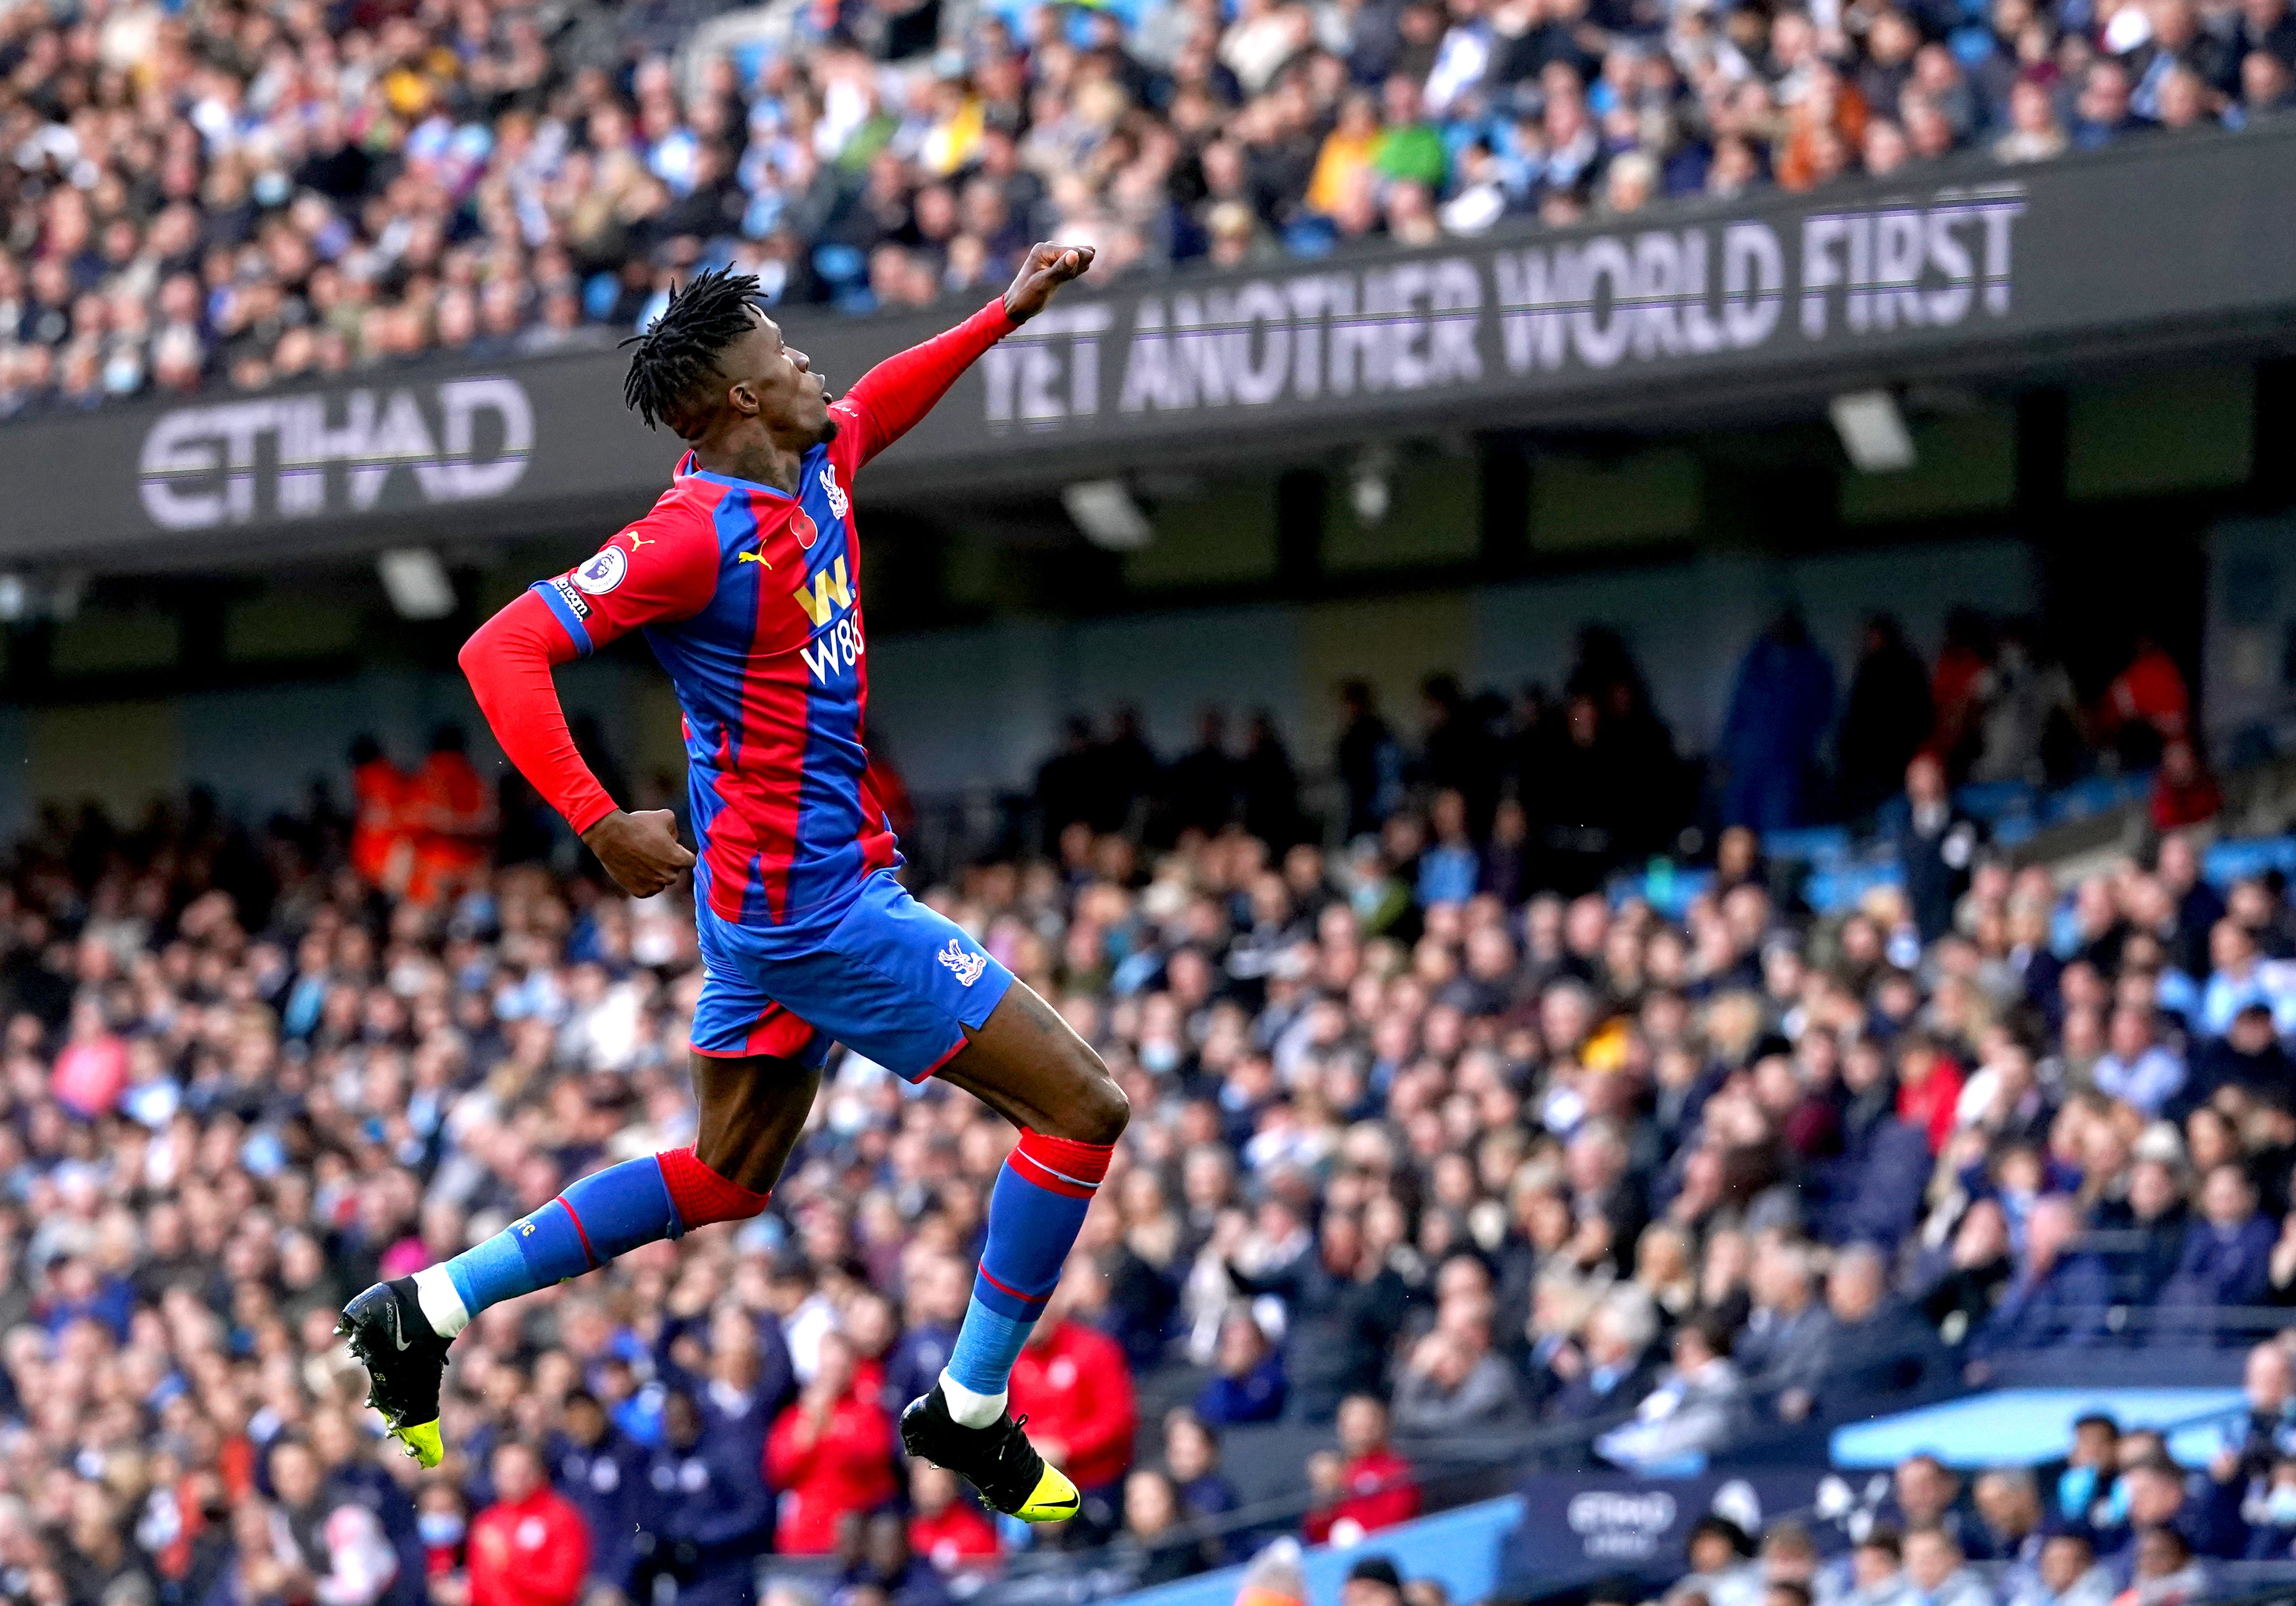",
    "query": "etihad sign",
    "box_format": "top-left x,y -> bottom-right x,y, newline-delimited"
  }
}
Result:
138,376 -> 534,531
